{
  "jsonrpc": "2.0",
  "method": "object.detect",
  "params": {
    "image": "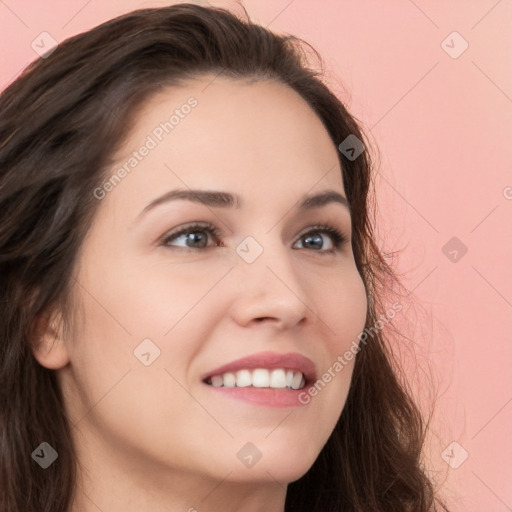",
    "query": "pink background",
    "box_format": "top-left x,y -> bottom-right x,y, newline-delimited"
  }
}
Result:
1,1 -> 511,510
